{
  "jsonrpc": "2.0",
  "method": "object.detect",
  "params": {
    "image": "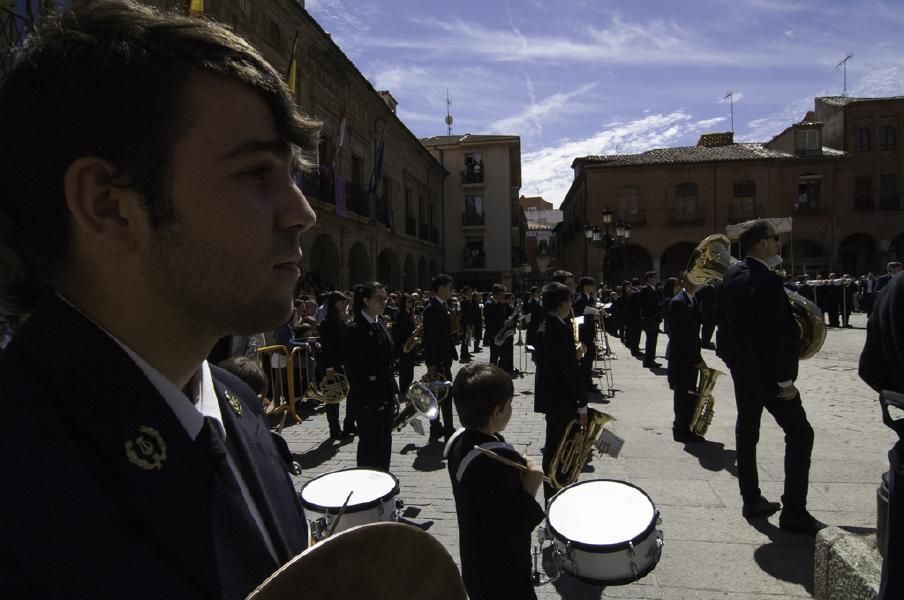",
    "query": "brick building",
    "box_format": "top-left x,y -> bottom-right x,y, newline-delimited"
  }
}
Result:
519,196 -> 562,286
558,96 -> 904,285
